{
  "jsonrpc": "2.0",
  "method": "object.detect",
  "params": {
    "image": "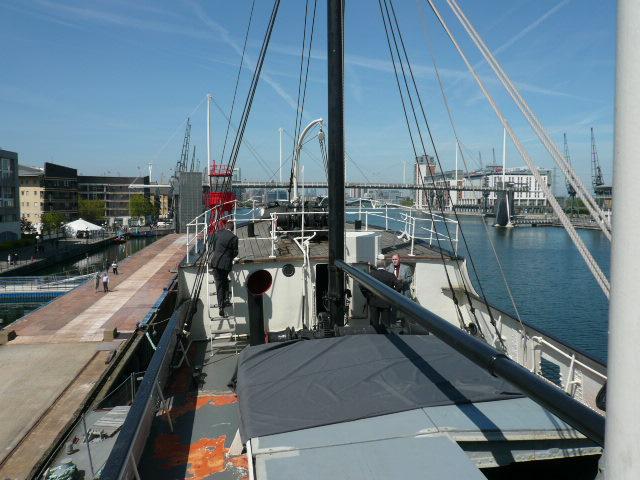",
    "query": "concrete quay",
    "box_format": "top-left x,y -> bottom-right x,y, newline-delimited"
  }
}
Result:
0,233 -> 186,479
